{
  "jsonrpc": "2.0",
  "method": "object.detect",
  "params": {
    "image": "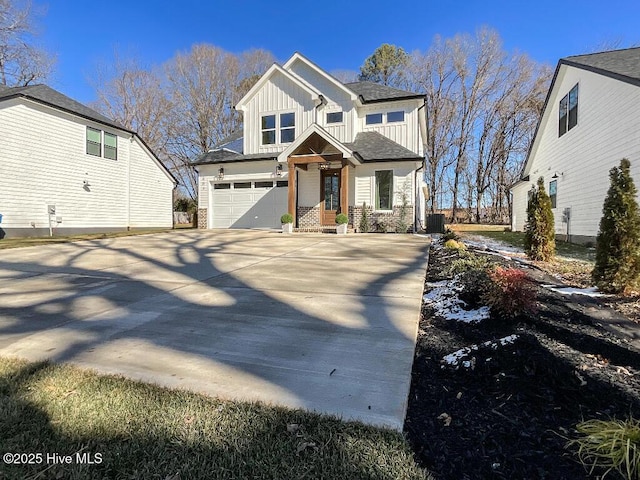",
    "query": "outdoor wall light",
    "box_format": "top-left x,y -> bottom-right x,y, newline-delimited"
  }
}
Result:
218,167 -> 224,179
551,171 -> 563,179
276,164 -> 283,176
